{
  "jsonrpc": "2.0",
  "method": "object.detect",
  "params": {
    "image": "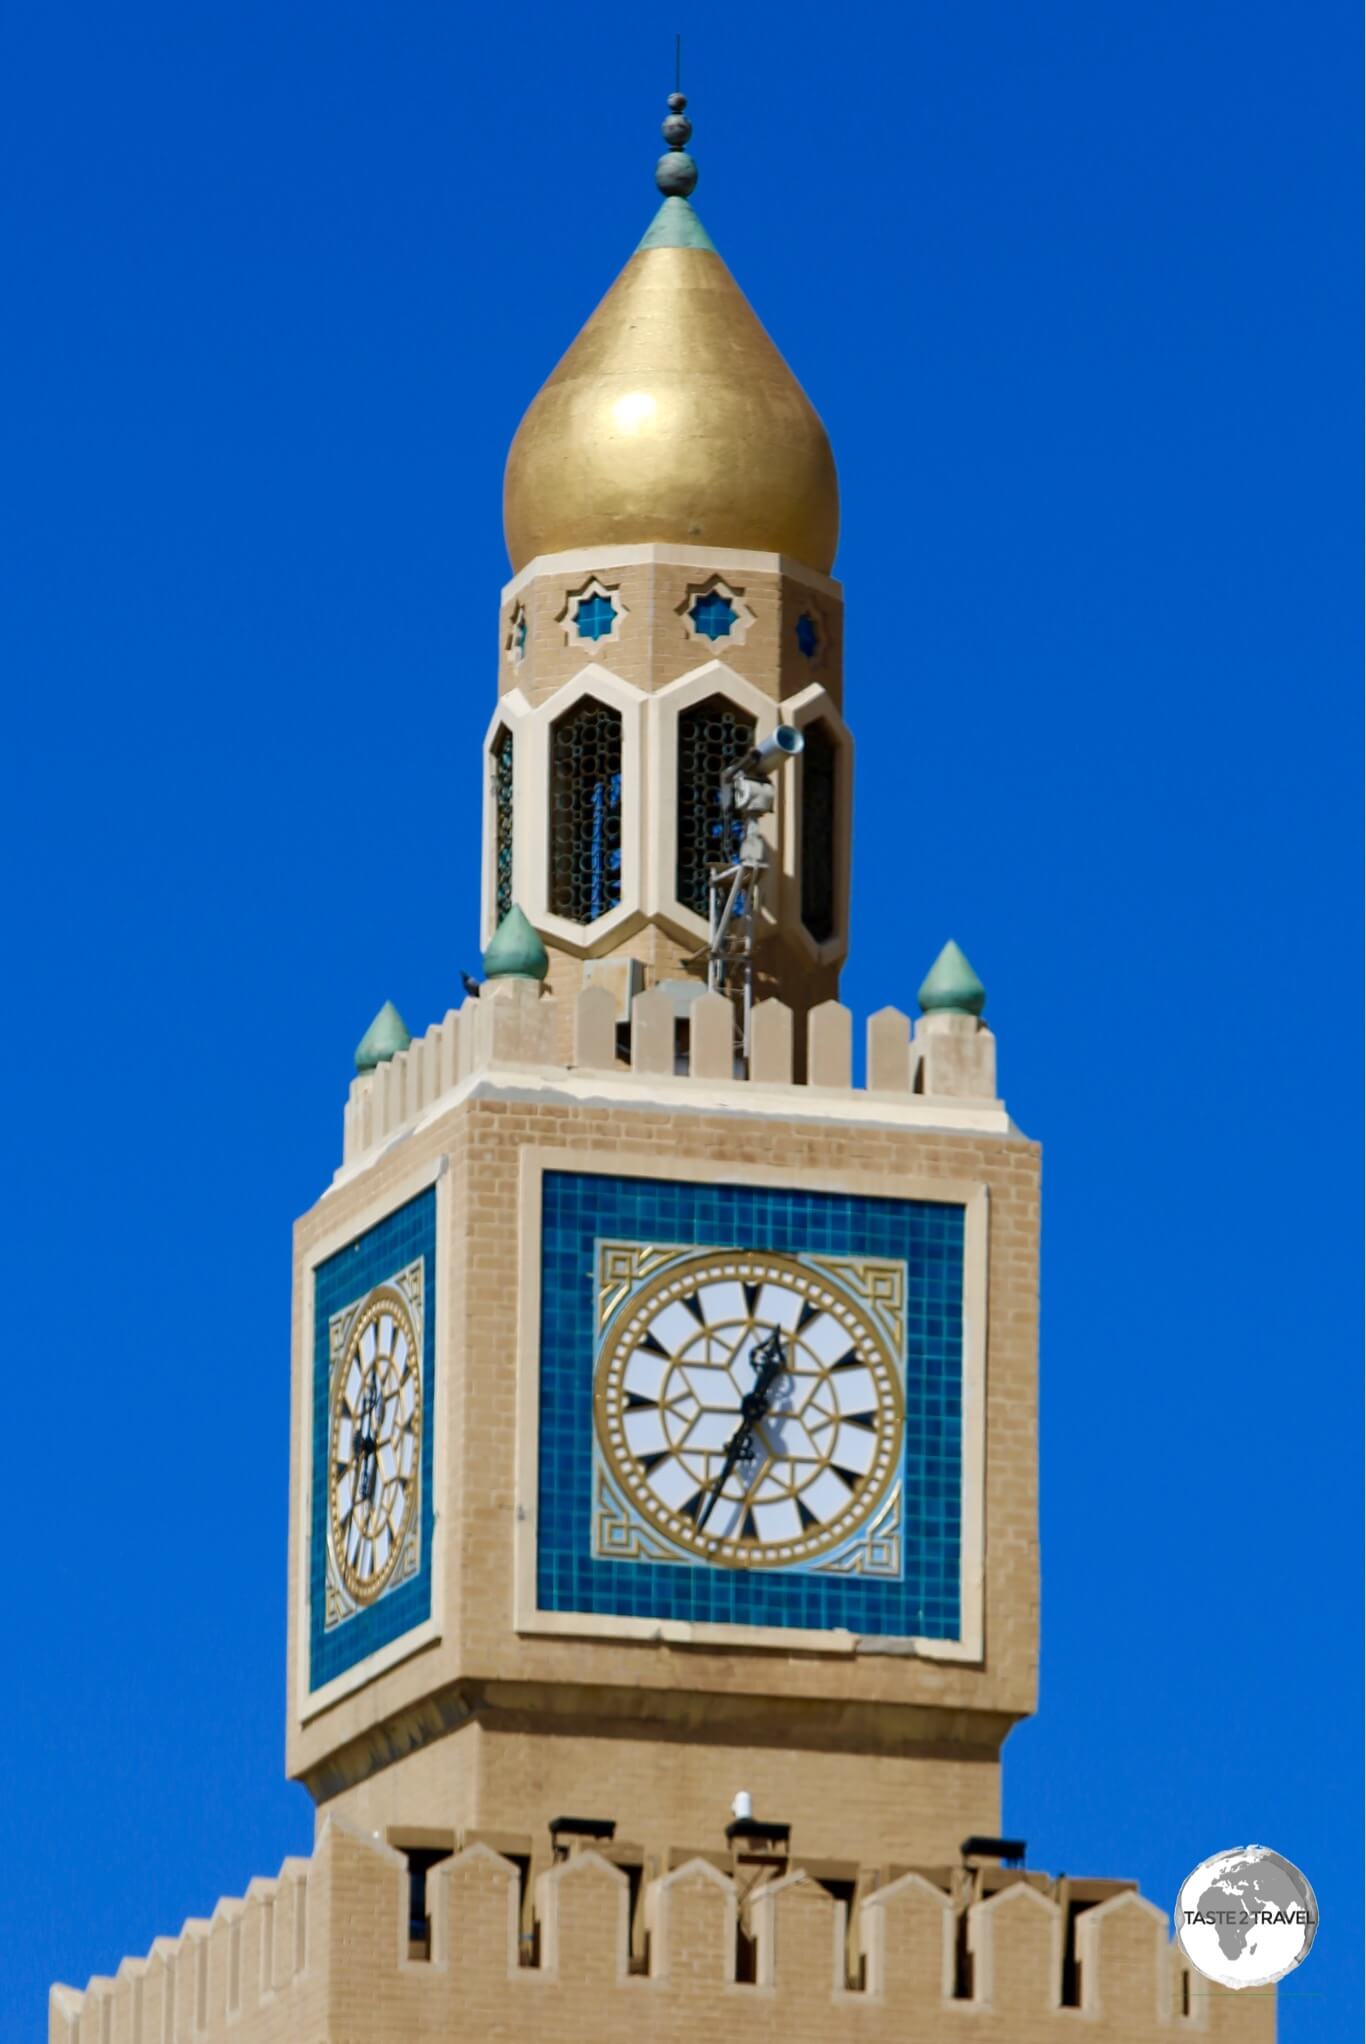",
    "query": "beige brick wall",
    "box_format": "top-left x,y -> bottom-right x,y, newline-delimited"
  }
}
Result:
321,1713 -> 1005,1873
53,1822 -> 1275,2044
498,548 -> 844,711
